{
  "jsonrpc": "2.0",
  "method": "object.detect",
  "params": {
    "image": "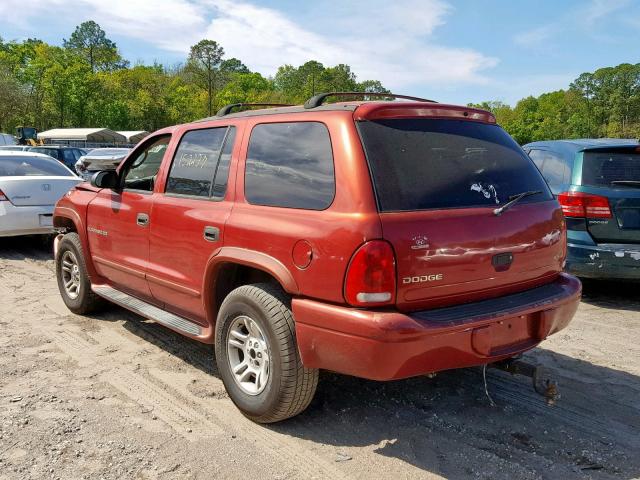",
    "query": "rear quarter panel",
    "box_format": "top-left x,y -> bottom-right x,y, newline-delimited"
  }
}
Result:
225,111 -> 382,304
